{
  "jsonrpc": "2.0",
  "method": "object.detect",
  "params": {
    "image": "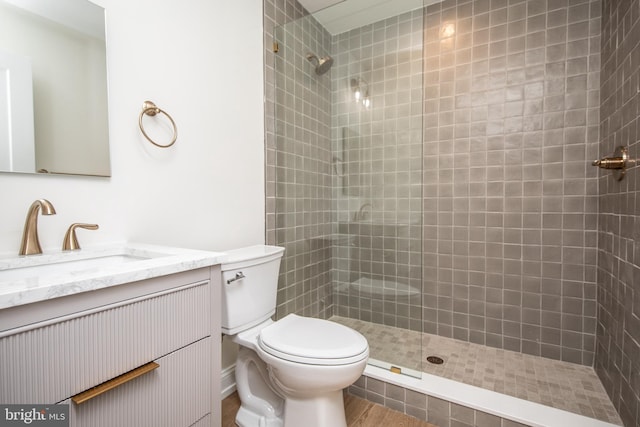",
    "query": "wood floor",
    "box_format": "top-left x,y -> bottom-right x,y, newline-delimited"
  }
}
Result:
222,391 -> 437,427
